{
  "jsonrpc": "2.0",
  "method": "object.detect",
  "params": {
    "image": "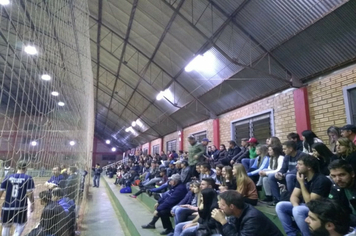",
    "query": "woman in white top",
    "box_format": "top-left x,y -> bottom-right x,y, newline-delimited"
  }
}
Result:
302,130 -> 323,154
257,145 -> 284,201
